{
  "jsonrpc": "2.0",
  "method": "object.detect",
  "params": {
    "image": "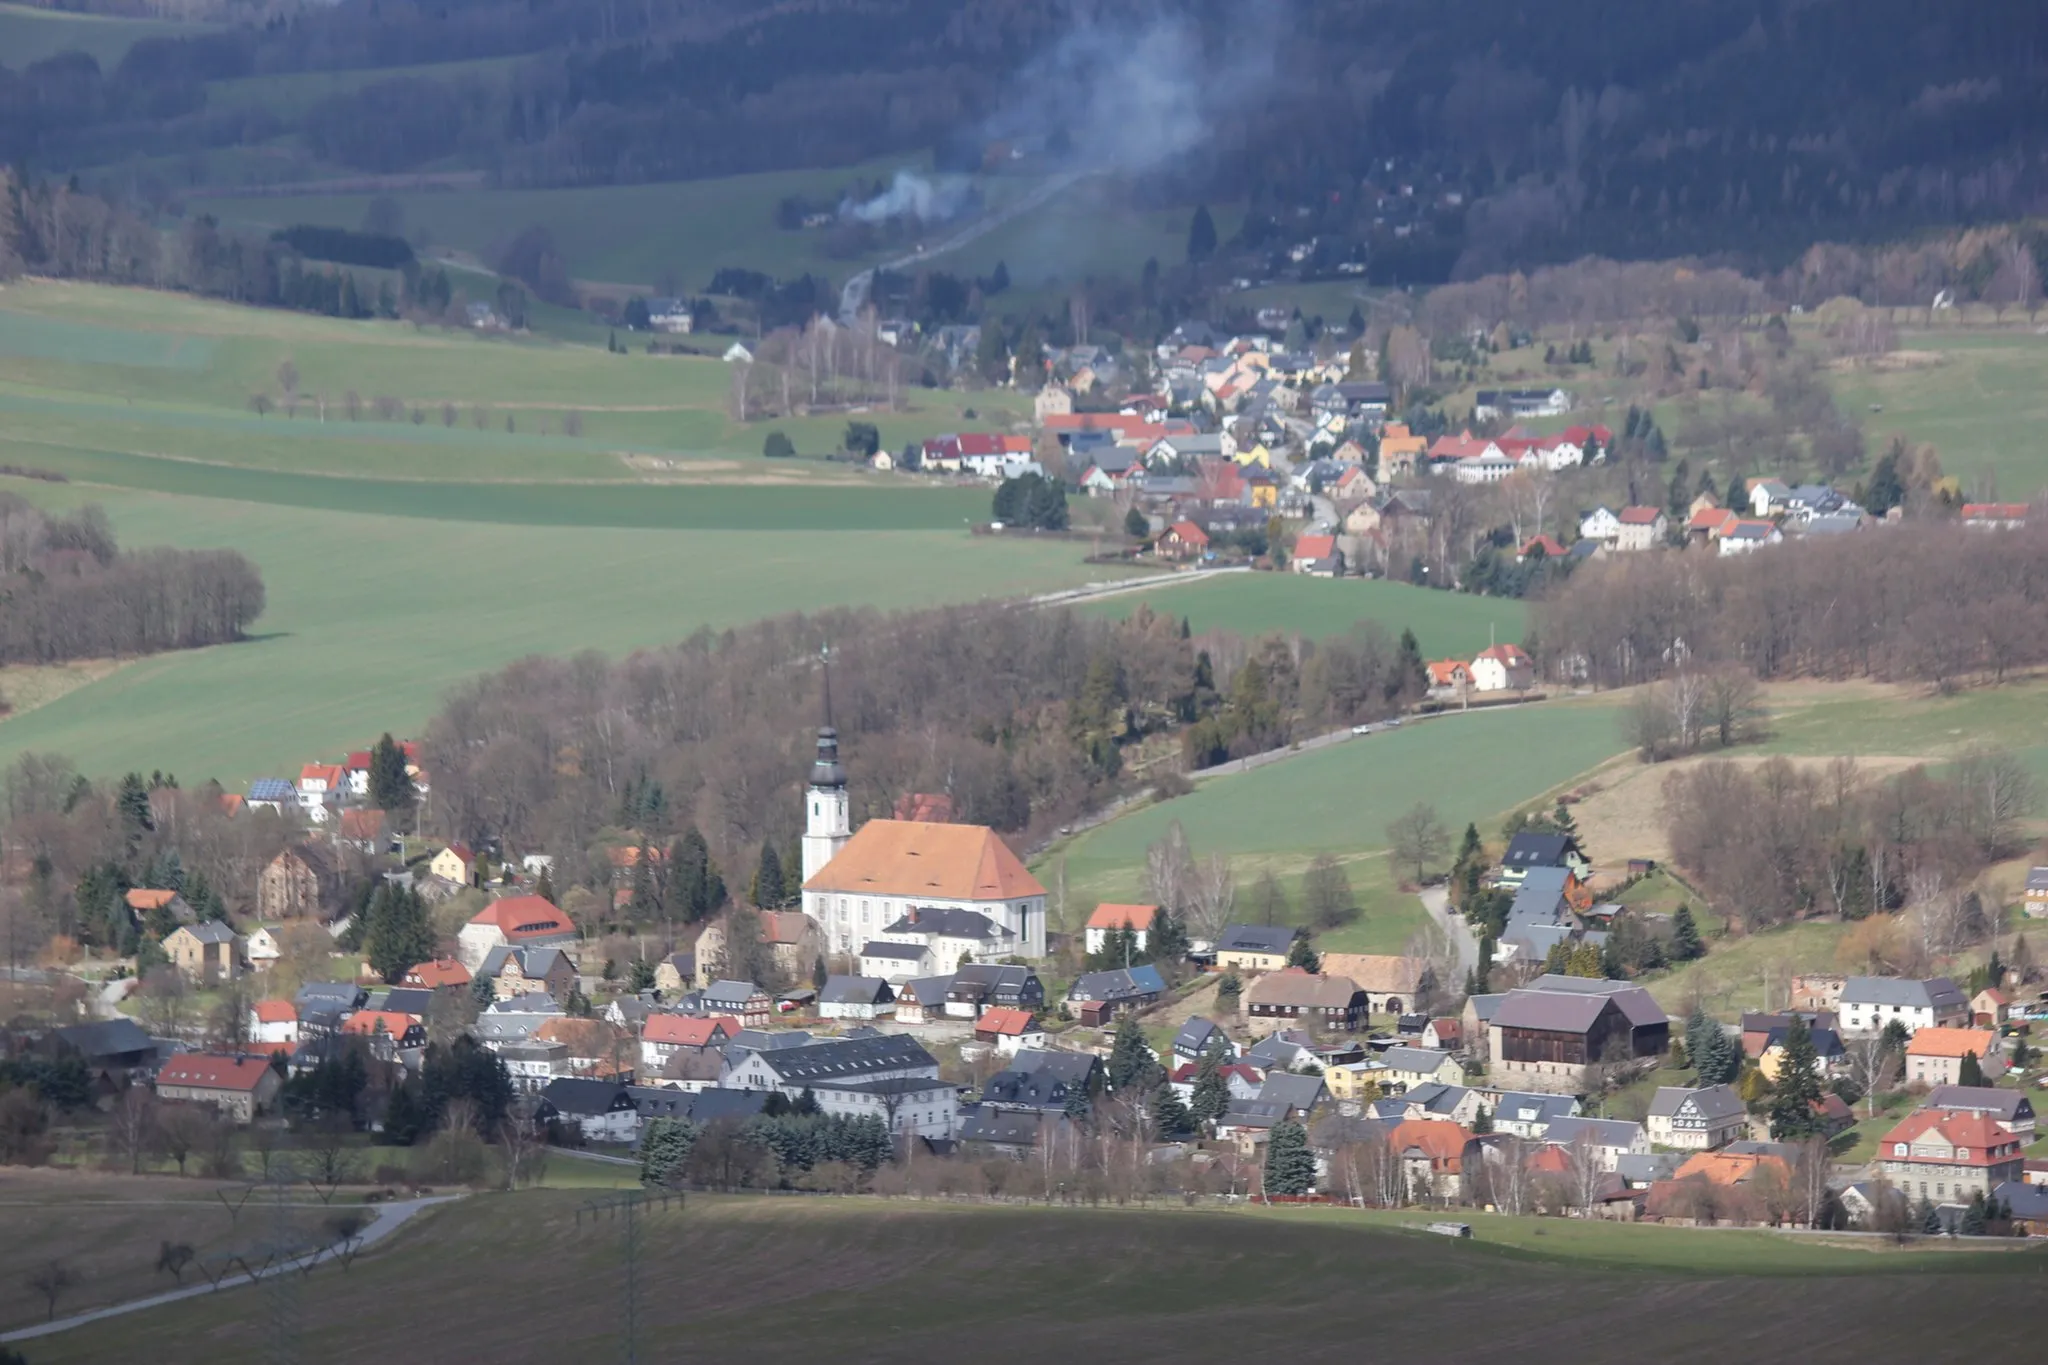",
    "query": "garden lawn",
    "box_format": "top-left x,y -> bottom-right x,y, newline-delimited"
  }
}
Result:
0,484 -> 1125,783
1081,572 -> 1527,657
1755,675 -> 2048,786
1639,920 -> 1856,1018
1039,698 -> 1626,940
